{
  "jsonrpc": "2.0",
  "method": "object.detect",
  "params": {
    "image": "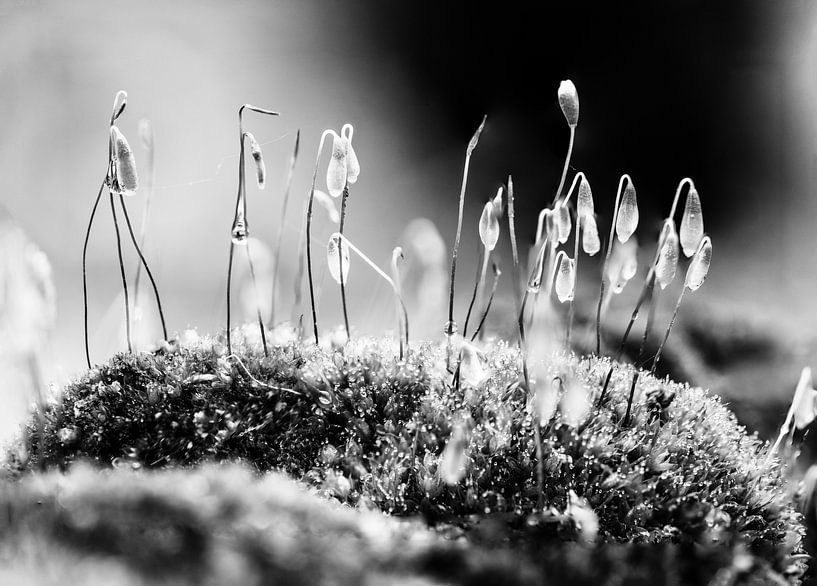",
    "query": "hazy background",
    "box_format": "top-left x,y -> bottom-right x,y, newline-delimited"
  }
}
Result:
2,0 -> 817,385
